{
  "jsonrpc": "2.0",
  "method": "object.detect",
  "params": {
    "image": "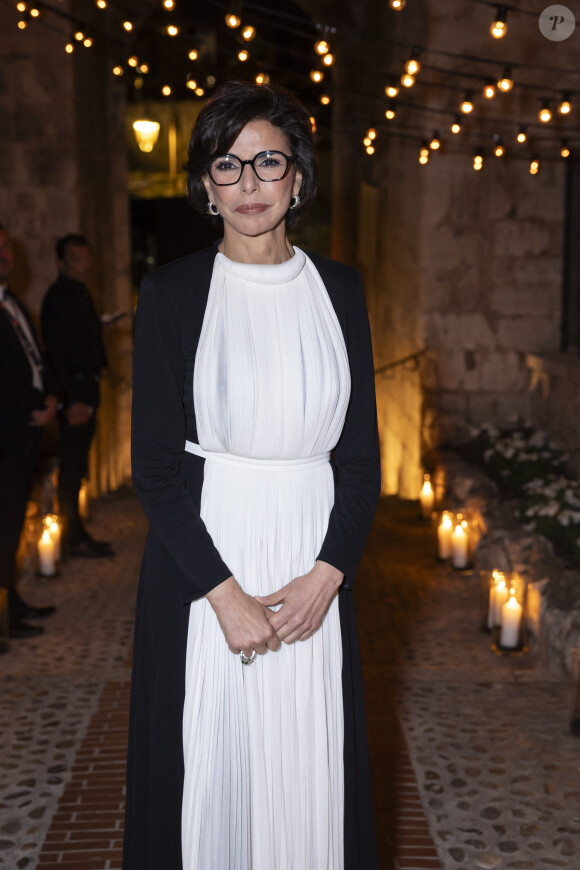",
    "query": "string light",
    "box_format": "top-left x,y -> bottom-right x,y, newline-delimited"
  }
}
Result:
128,56 -> 138,67
450,116 -> 462,134
310,70 -> 324,83
96,0 -> 107,8
16,1 -> 26,11
139,63 -> 149,73
310,116 -> 317,133
315,40 -> 329,55
366,145 -> 375,155
112,65 -> 124,76
559,94 -> 572,115
493,135 -> 504,157
429,131 -> 440,150
367,127 -> 377,141
17,18 -> 27,28
186,77 -> 197,90
166,24 -> 179,36
405,47 -> 421,76
65,42 -> 74,53
539,101 -> 552,123
363,136 -> 372,146
473,150 -> 484,171
419,142 -> 429,164
83,36 -> 93,47
490,6 -> 507,39
483,81 -> 495,99
163,0 -> 175,8
123,21 -> 133,32
461,91 -> 473,114
516,126 -> 527,143
322,53 -> 334,66
390,0 -> 406,9
29,6 -> 39,16
385,104 -> 397,120
401,72 -> 415,88
241,25 -> 256,41
74,31 -> 84,41
255,73 -> 270,85
238,49 -> 249,61
162,84 -> 172,96
561,140 -> 571,158
497,66 -> 513,92
385,81 -> 399,98
188,49 -> 198,60
320,94 -> 331,105
530,155 -> 540,175
225,12 -> 241,28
